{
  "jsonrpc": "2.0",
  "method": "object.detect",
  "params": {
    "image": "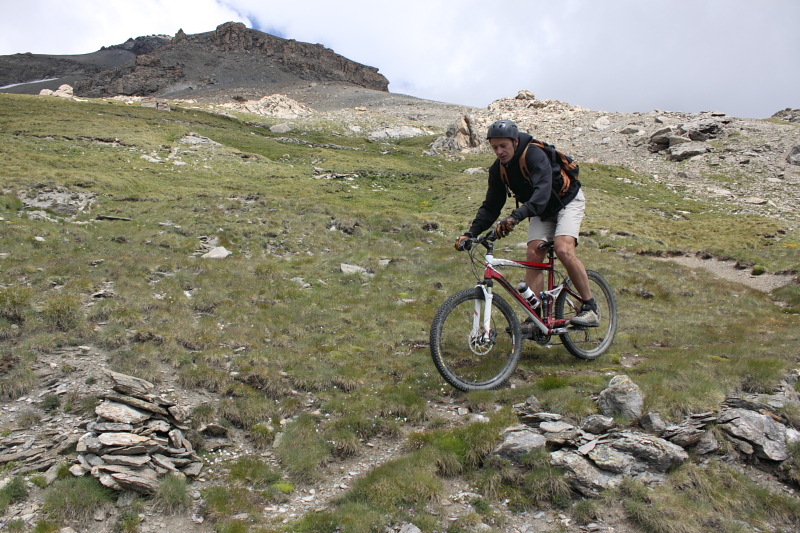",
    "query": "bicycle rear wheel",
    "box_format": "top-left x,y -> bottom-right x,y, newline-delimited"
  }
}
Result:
555,270 -> 617,360
430,287 -> 522,391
